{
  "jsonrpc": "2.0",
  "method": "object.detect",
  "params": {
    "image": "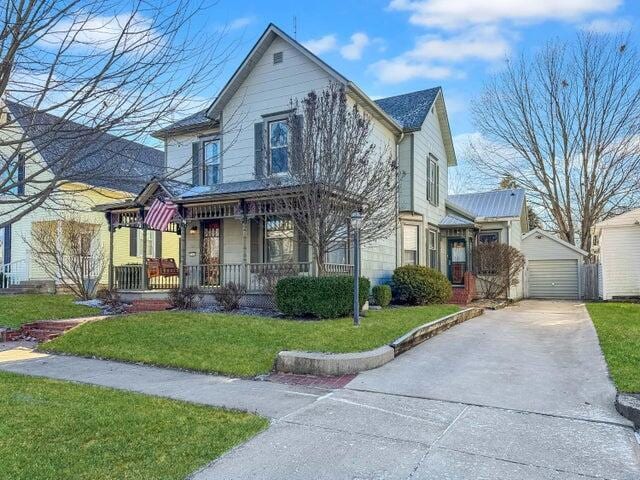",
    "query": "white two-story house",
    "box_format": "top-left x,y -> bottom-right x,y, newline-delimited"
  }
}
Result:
100,23 -> 527,303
